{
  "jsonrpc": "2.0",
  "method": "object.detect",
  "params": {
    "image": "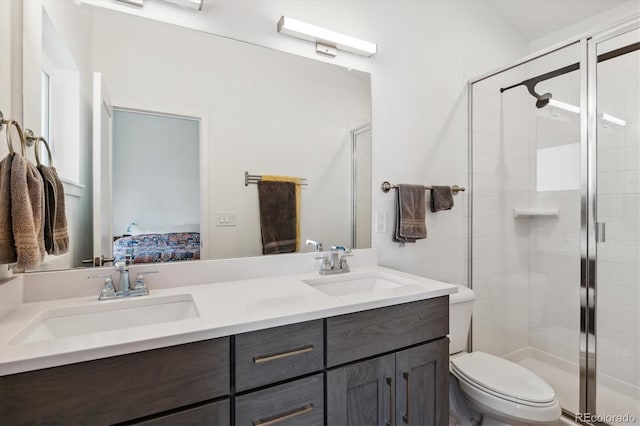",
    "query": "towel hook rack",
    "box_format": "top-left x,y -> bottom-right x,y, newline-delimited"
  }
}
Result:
381,181 -> 466,195
5,120 -> 26,157
25,129 -> 53,166
0,110 -> 8,132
